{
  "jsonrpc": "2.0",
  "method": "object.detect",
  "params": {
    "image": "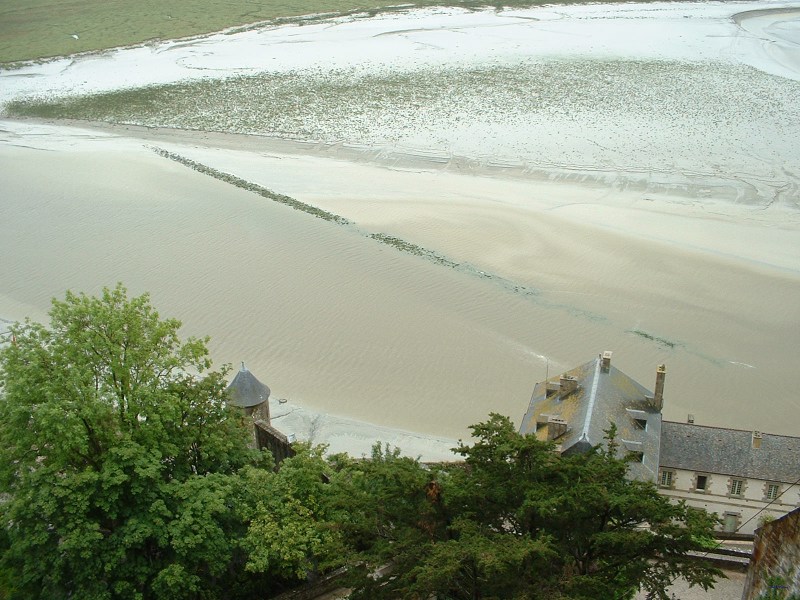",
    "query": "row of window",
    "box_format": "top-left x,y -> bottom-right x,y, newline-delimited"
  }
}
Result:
658,470 -> 782,501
